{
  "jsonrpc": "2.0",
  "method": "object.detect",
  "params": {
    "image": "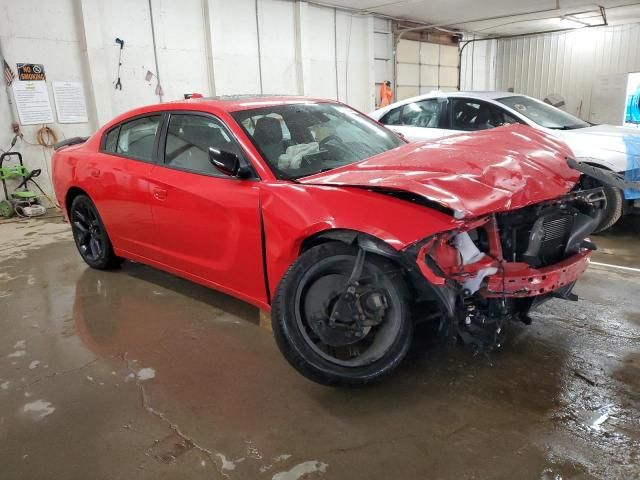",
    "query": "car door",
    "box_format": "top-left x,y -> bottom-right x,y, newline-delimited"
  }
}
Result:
449,98 -> 521,134
88,114 -> 162,258
378,98 -> 449,142
148,111 -> 266,305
